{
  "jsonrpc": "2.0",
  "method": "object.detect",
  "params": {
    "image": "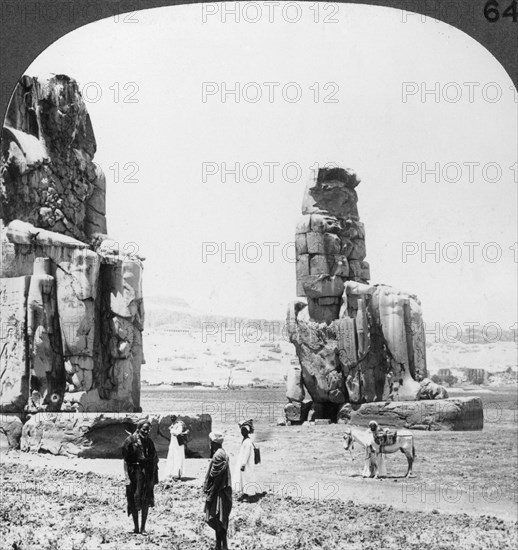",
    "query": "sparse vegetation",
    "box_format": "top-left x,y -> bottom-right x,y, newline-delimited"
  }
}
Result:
0,456 -> 516,550
1,388 -> 516,549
